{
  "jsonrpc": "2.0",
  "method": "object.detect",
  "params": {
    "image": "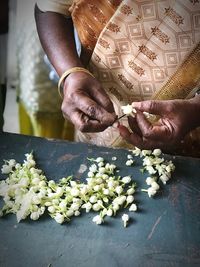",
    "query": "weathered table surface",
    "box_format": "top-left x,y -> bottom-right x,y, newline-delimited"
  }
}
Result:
0,132 -> 200,267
